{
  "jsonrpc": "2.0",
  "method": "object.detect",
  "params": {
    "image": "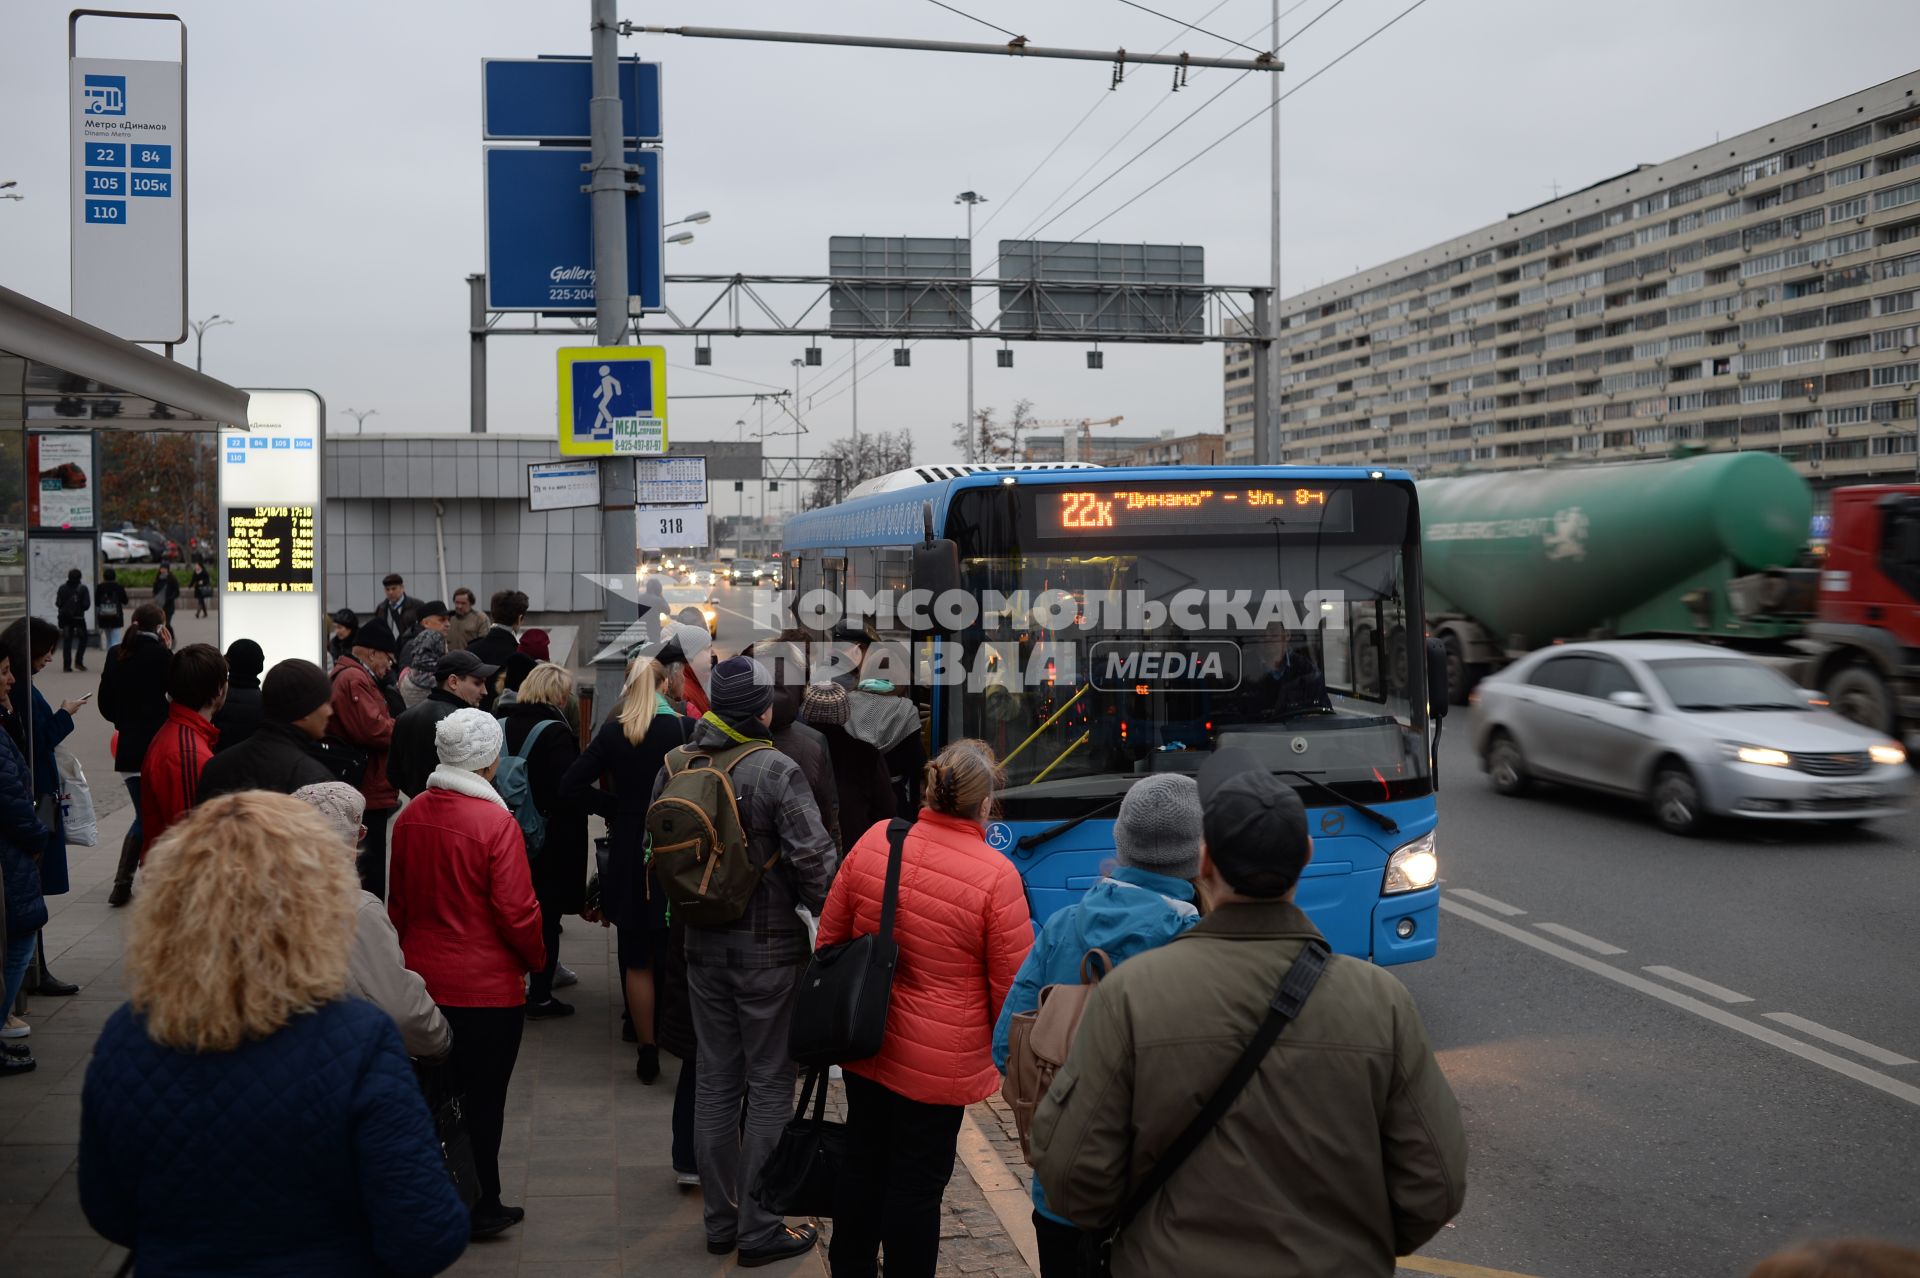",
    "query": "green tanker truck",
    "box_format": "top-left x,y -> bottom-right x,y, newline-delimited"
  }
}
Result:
1419,452 -> 1819,701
